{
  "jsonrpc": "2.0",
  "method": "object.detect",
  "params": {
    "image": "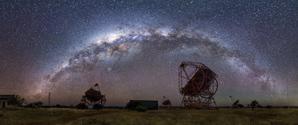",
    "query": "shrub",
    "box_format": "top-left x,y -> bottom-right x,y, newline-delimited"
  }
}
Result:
93,104 -> 104,109
76,103 -> 88,109
135,104 -> 147,112
25,101 -> 43,108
